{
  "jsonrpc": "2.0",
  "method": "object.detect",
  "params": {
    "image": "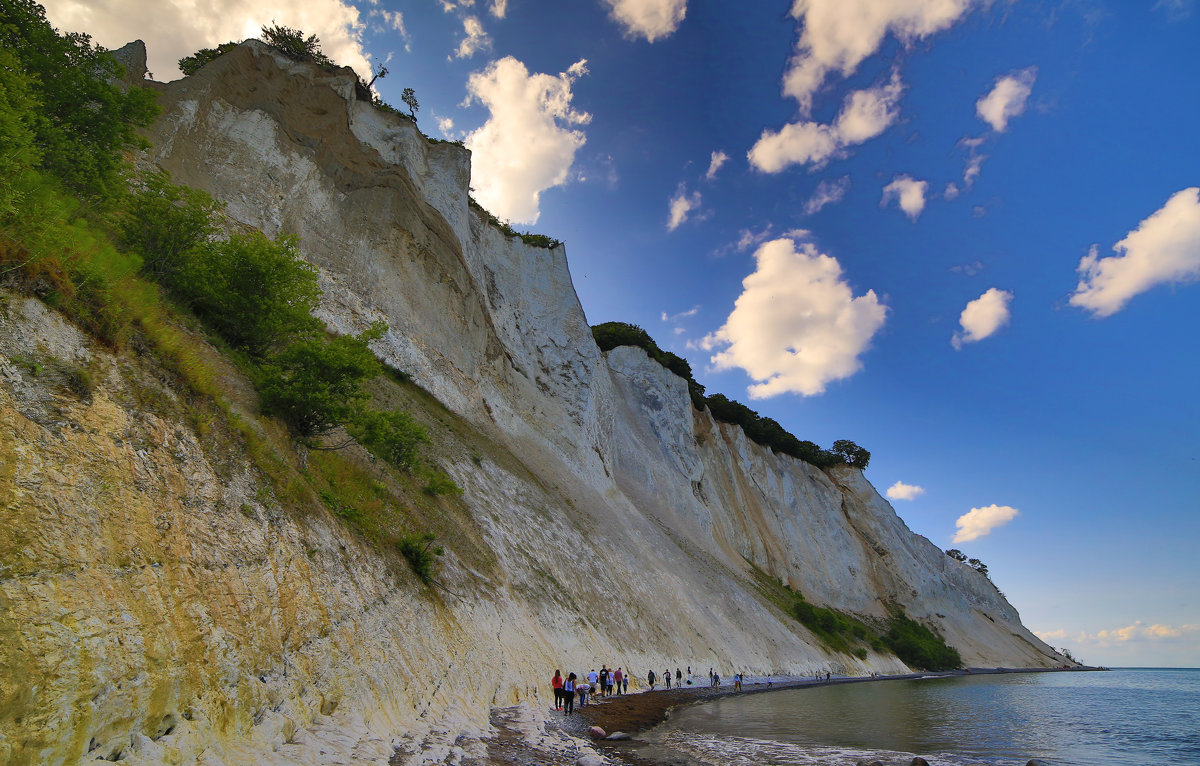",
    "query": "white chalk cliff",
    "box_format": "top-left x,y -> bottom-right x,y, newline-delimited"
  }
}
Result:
0,41 -> 1065,765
